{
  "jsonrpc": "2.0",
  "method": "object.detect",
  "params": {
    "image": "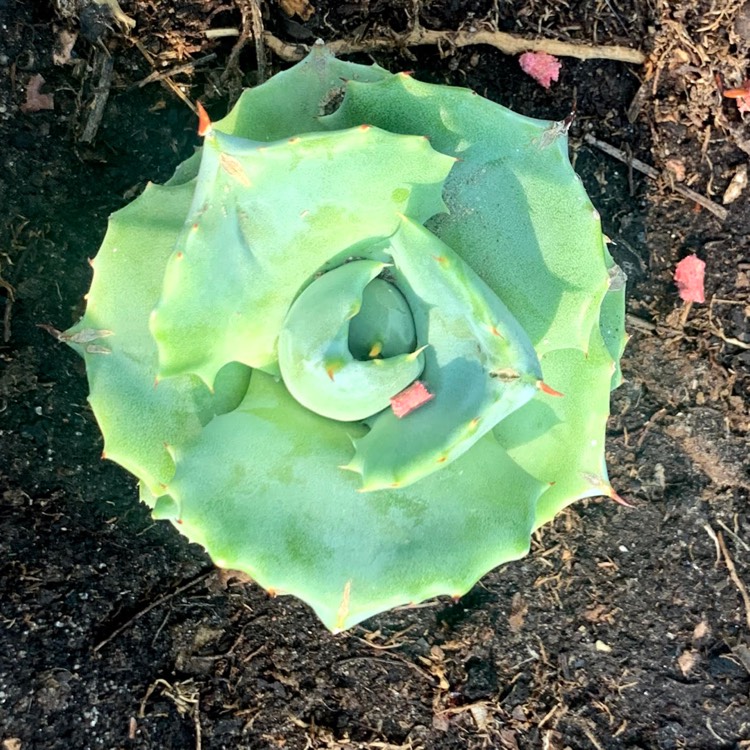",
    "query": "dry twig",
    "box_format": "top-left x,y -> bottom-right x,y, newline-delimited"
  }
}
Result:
584,134 -> 728,221
717,531 -> 750,631
135,53 -> 217,88
263,27 -> 645,65
93,570 -> 212,652
80,51 -> 114,143
223,0 -> 267,87
133,39 -> 197,114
